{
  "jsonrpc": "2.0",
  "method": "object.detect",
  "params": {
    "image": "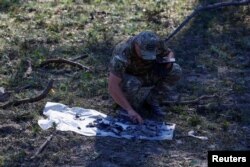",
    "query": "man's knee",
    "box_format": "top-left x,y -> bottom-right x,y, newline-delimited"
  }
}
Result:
160,63 -> 182,86
122,74 -> 142,94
